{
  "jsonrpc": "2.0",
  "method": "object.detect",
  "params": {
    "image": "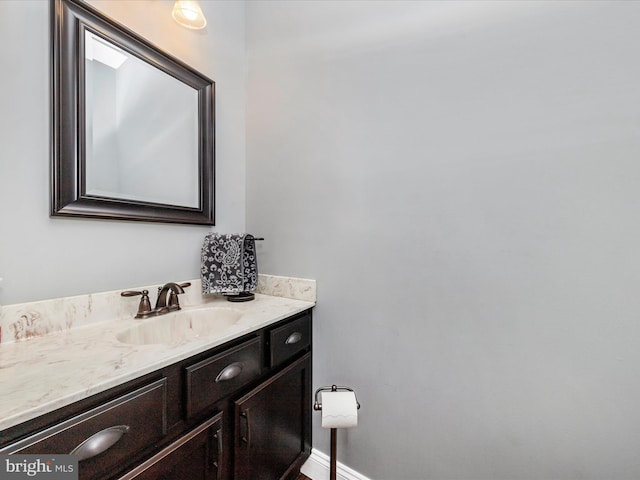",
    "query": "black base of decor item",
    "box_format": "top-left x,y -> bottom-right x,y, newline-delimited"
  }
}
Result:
226,292 -> 255,302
